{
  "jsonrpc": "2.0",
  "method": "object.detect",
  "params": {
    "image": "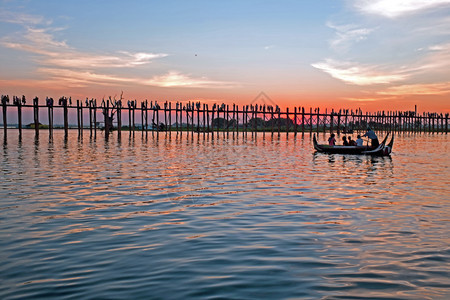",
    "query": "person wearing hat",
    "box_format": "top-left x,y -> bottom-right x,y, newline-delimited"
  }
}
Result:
363,127 -> 379,148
